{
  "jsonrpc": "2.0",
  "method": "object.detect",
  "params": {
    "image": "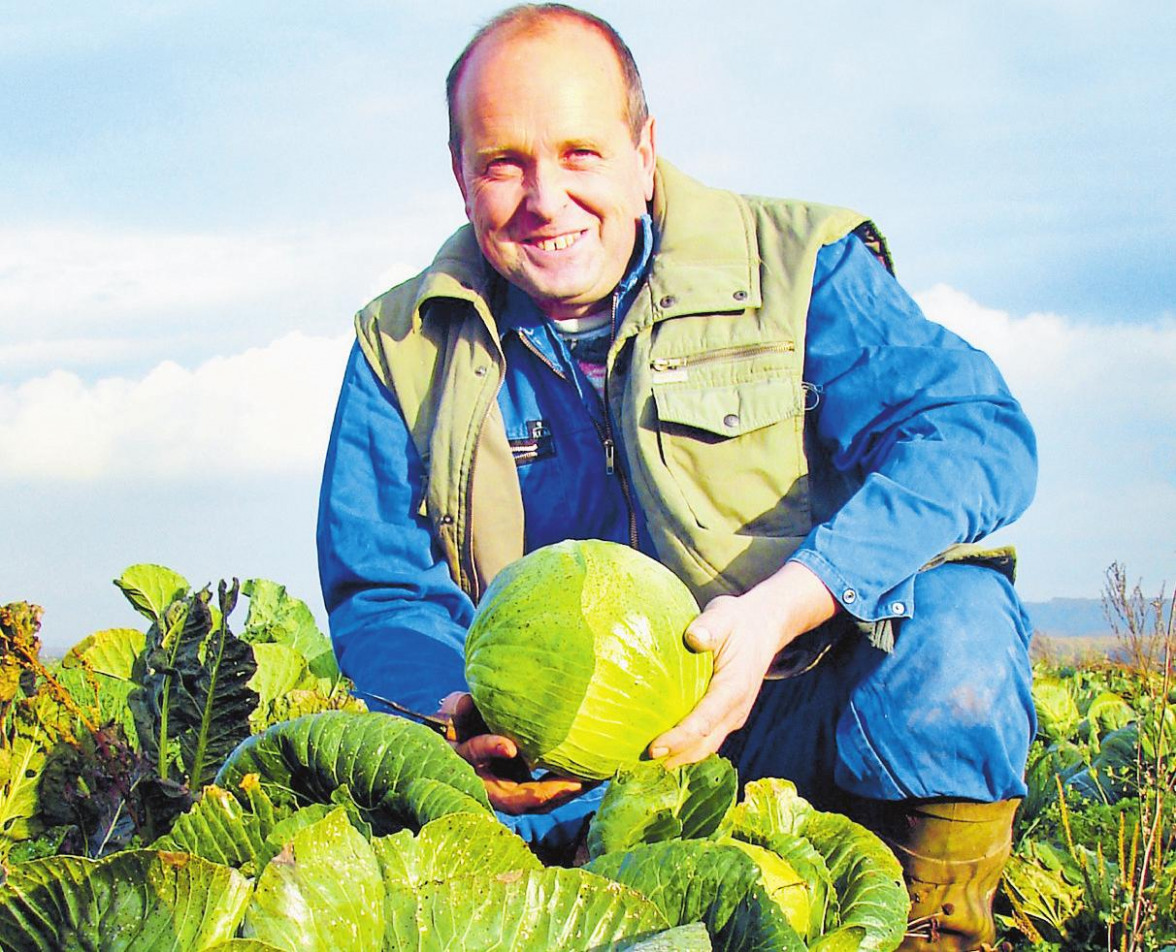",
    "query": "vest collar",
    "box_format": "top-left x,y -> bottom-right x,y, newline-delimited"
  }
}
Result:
641,159 -> 762,323
409,227 -> 496,334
